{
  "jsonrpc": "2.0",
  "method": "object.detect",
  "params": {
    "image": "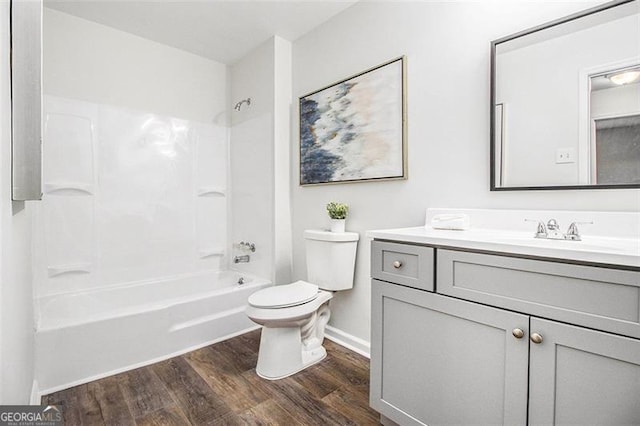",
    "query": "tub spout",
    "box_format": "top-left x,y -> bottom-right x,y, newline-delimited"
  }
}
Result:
234,255 -> 250,264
